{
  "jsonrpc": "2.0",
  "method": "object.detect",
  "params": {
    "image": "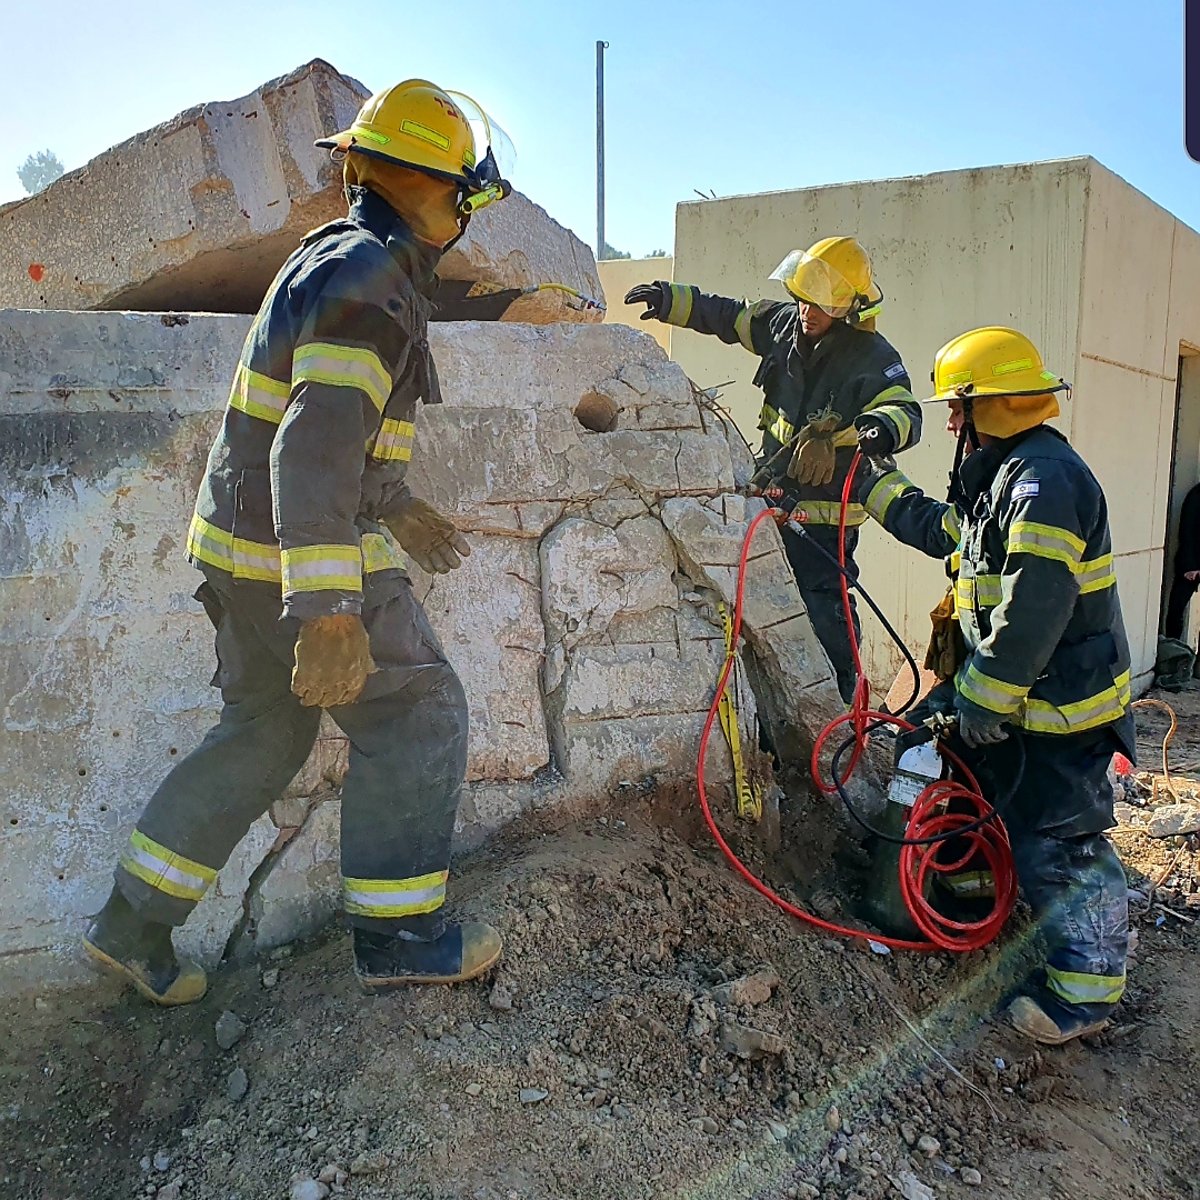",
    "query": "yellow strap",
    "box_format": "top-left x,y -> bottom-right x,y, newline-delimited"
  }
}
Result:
717,603 -> 762,822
